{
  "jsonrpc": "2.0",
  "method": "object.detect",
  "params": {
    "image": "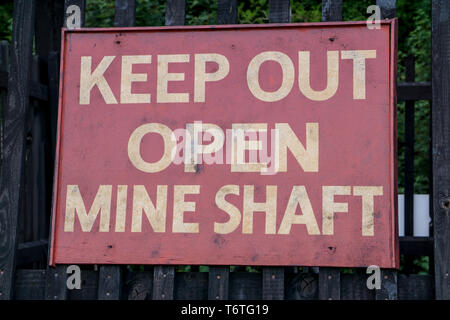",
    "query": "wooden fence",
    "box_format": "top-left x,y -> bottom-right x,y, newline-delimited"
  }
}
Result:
0,0 -> 448,300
